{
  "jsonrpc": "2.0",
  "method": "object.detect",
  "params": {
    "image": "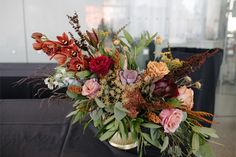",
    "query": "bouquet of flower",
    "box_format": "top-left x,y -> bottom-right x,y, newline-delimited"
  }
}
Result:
32,13 -> 219,157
